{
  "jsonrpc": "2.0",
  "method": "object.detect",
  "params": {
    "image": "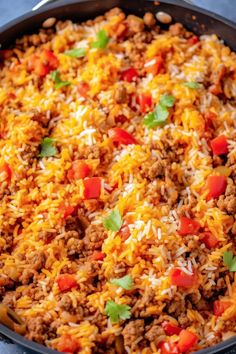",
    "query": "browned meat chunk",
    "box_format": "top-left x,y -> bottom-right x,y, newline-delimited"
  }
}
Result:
122,319 -> 144,348
145,322 -> 164,342
83,224 -> 106,251
26,251 -> 46,271
217,183 -> 236,214
114,85 -> 127,104
26,317 -> 48,344
58,294 -> 73,311
127,15 -> 145,34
